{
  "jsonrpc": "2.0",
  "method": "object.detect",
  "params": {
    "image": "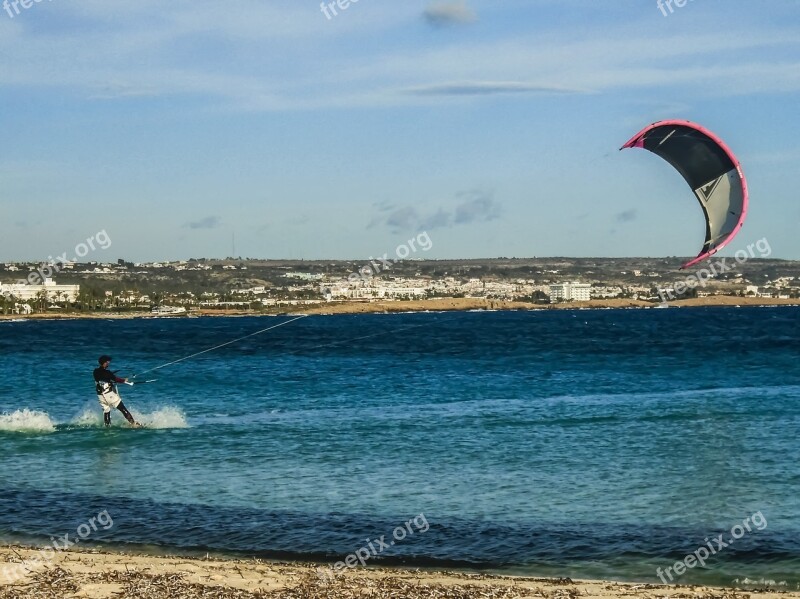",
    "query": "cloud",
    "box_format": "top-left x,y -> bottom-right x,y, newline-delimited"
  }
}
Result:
423,1 -> 476,27
385,207 -> 421,231
286,215 -> 311,226
371,190 -> 501,233
454,191 -> 502,224
404,81 -> 588,96
88,81 -> 160,100
0,3 -> 797,113
421,209 -> 452,230
615,209 -> 638,223
185,216 -> 222,230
